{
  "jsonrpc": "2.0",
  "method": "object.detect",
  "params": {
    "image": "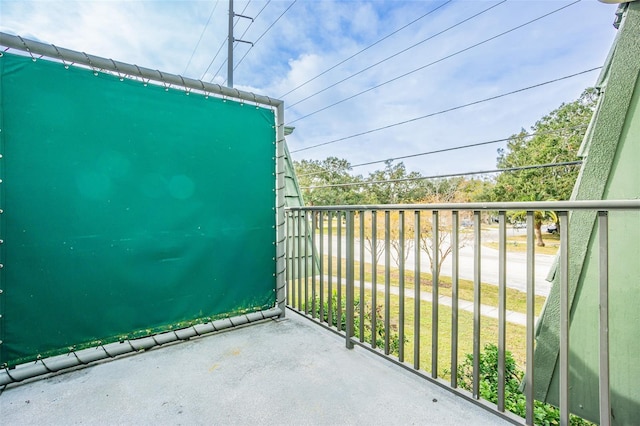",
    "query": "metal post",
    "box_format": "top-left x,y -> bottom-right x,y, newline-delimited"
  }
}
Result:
451,210 -> 459,388
319,211 -> 325,322
598,211 -> 611,426
312,211 -> 317,318
384,210 -> 391,355
359,211 -> 365,342
227,0 -> 234,88
526,210 -> 536,424
472,210 -> 481,399
498,211 -> 507,412
285,211 -> 291,307
327,211 -> 333,327
371,211 -> 378,349
275,102 -> 286,317
346,211 -> 355,349
337,211 -> 343,331
303,211 -> 309,314
559,211 -> 570,426
297,210 -> 303,310
414,211 -> 421,370
398,211 -> 405,362
432,210 -> 439,378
